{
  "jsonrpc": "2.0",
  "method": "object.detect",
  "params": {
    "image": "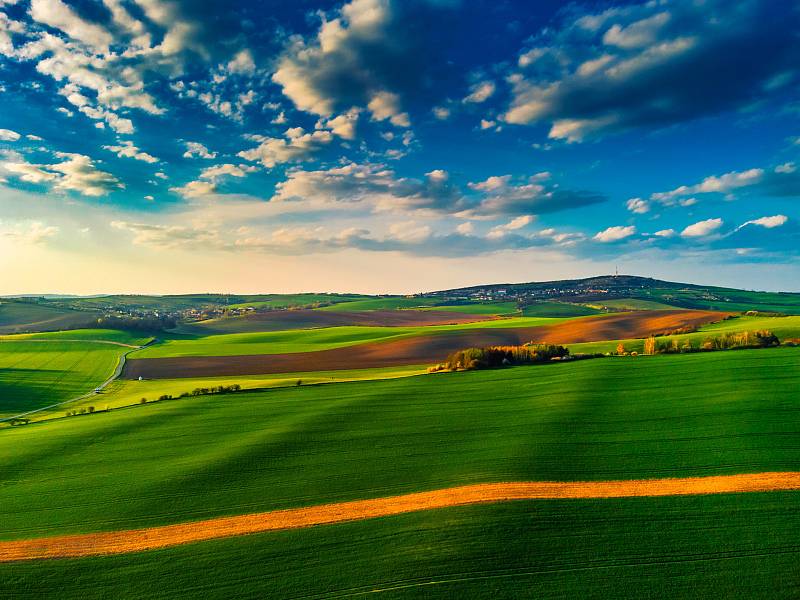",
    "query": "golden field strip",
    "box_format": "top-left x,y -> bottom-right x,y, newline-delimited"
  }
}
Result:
3,472 -> 799,563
